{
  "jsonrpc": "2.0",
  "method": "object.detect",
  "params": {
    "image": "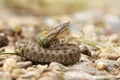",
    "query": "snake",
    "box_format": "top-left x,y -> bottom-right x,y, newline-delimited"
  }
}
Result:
14,41 -> 81,65
14,22 -> 81,65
